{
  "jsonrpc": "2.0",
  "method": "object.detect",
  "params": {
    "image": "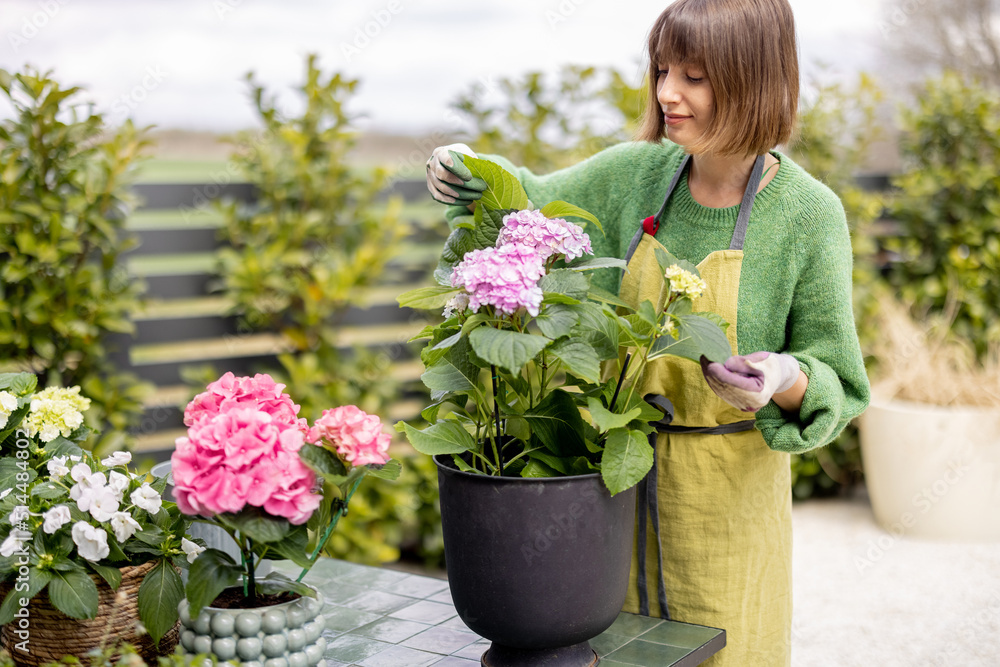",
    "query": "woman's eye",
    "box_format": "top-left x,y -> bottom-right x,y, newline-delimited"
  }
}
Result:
687,75 -> 704,83
657,69 -> 668,78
